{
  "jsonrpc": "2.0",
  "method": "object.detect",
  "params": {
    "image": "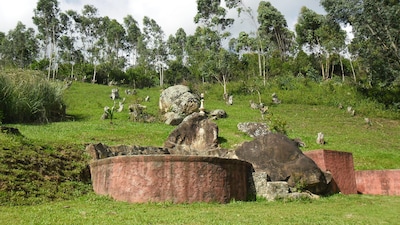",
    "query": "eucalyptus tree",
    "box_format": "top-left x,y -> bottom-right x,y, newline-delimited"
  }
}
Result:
101,17 -> 127,71
165,28 -> 190,85
33,0 -> 61,79
167,28 -> 188,66
186,26 -> 221,83
257,1 -> 294,60
321,0 -> 400,87
1,22 -> 38,68
295,7 -> 345,80
0,32 -> 5,67
59,10 -> 80,79
194,0 -> 237,98
123,15 -> 141,67
75,5 -> 102,83
140,16 -> 167,86
229,32 -> 260,79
